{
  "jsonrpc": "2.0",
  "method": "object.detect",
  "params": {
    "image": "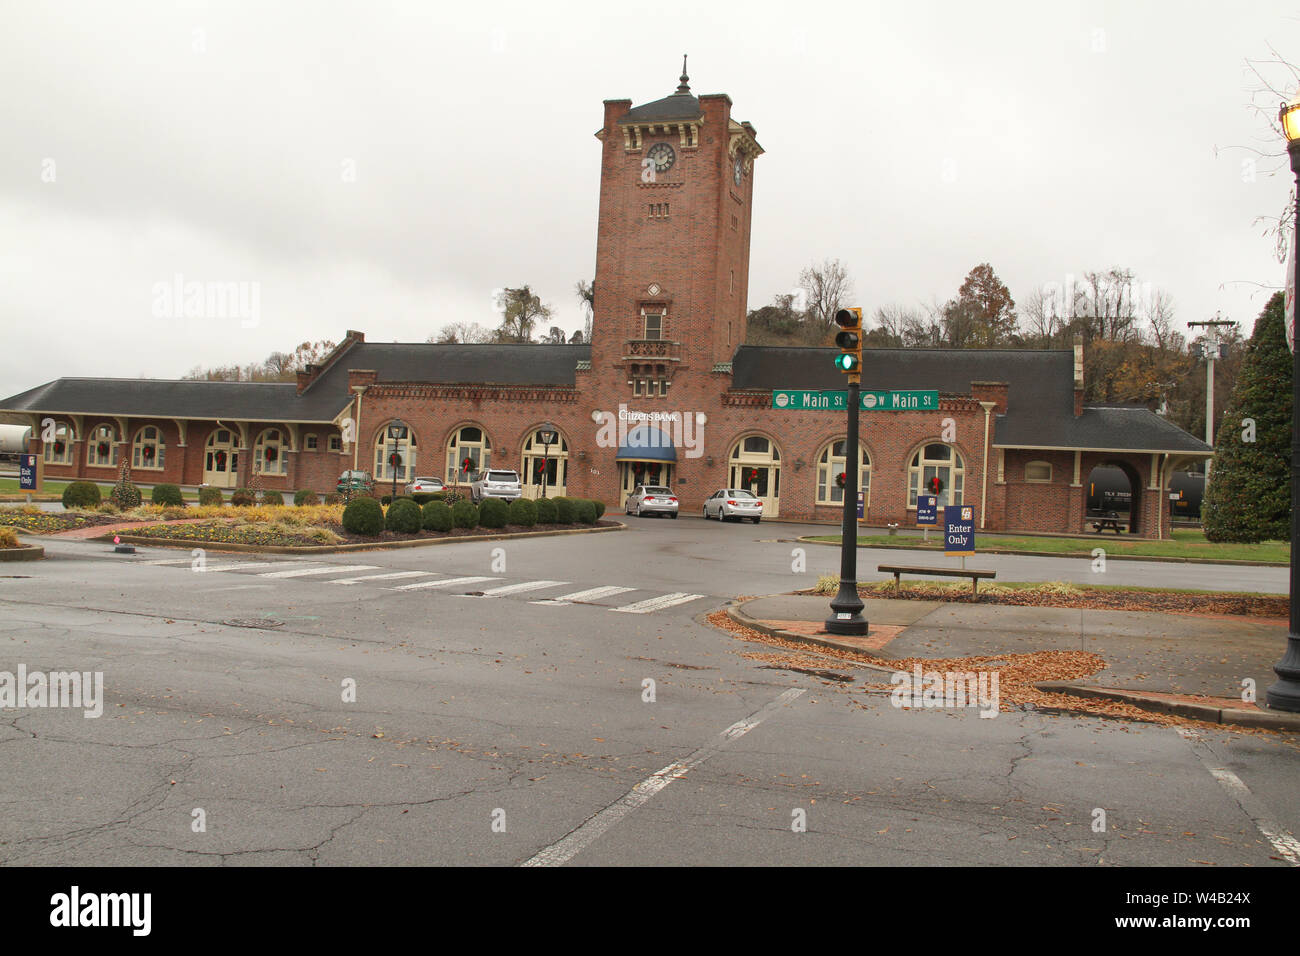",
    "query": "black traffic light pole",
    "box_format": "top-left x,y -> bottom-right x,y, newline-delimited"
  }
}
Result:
826,310 -> 868,636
